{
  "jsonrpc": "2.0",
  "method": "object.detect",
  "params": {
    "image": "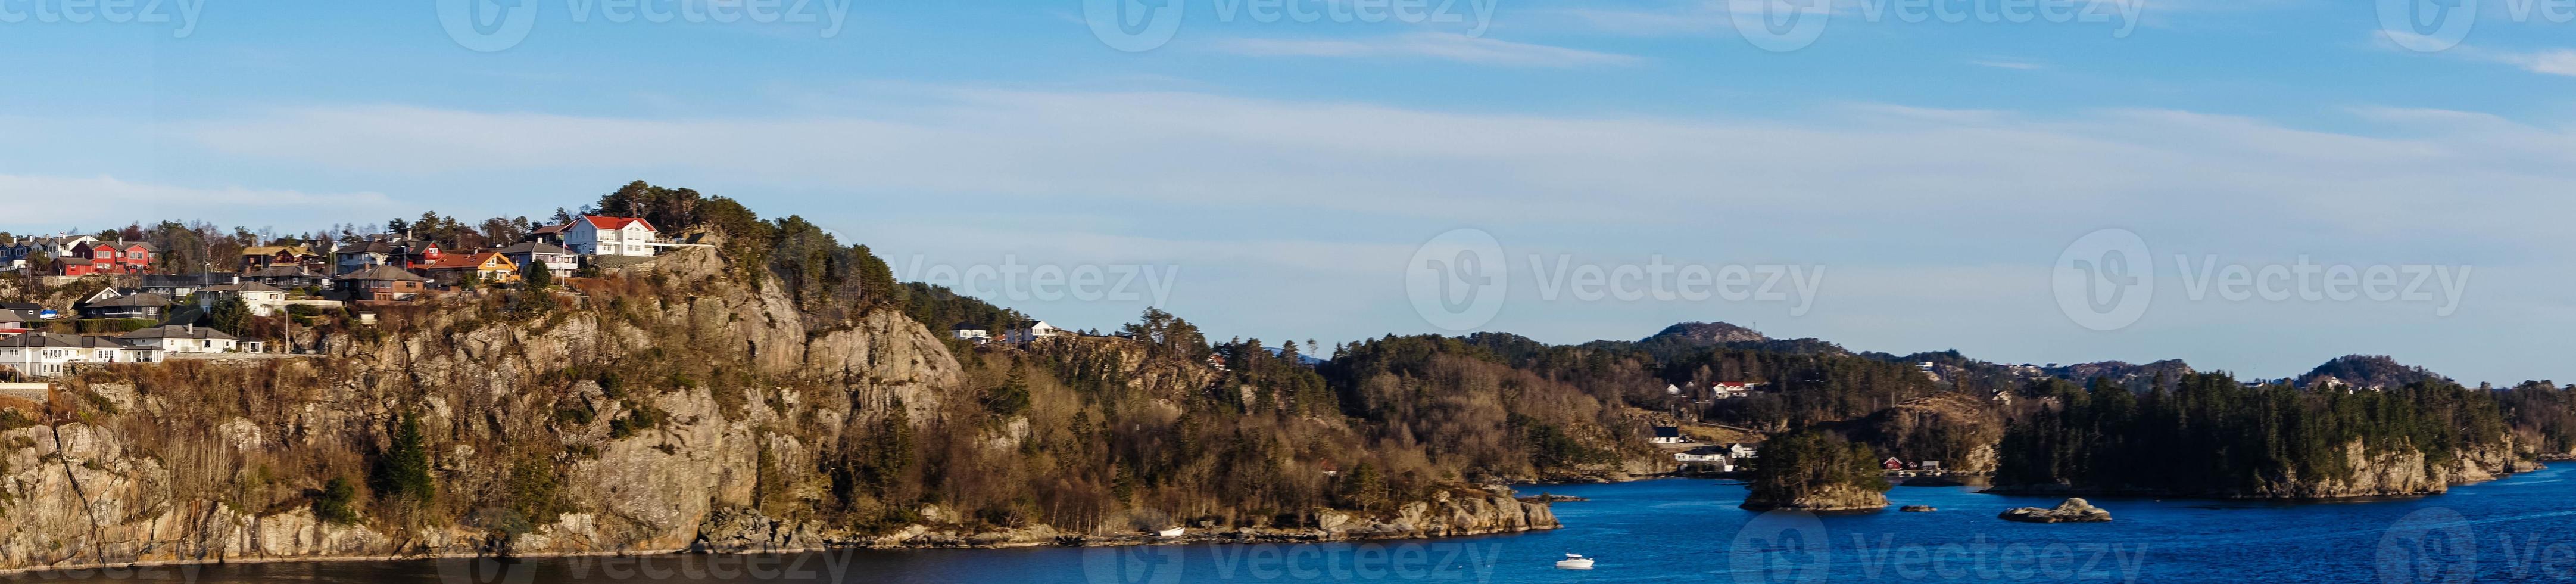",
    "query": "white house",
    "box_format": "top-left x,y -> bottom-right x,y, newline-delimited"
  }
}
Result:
1723,443 -> 1760,459
495,241 -> 579,278
1649,426 -> 1686,444
1709,382 -> 1765,400
0,333 -> 160,377
952,324 -> 991,341
1004,321 -> 1069,344
1664,383 -> 1682,396
118,325 -> 238,353
561,215 -> 661,257
198,282 -> 291,317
